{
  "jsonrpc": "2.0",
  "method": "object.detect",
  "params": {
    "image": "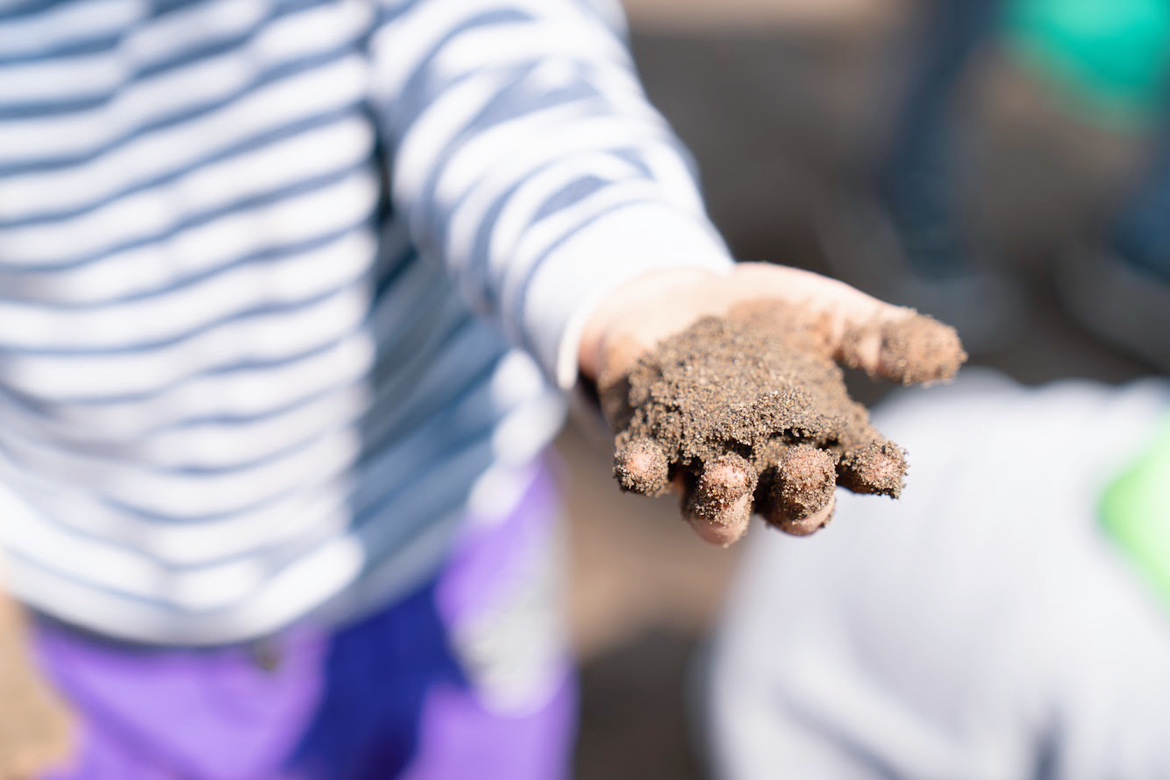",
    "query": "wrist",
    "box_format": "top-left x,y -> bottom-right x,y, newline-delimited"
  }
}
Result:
578,267 -> 722,382
521,203 -> 733,389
